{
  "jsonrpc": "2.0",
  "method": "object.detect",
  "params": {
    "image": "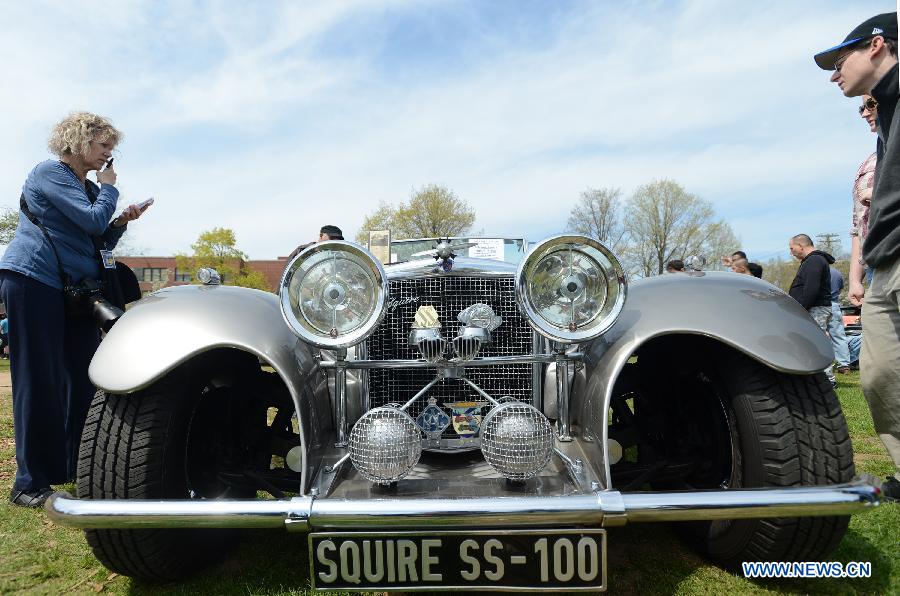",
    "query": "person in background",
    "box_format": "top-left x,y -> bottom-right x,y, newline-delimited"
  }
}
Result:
827,266 -> 853,374
0,112 -> 149,507
816,10 -> 900,500
730,258 -> 751,275
848,95 -> 878,305
318,225 -> 344,242
787,234 -> 836,386
720,250 -> 747,268
0,313 -> 8,359
665,259 -> 685,273
287,225 -> 346,262
747,262 -> 764,278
